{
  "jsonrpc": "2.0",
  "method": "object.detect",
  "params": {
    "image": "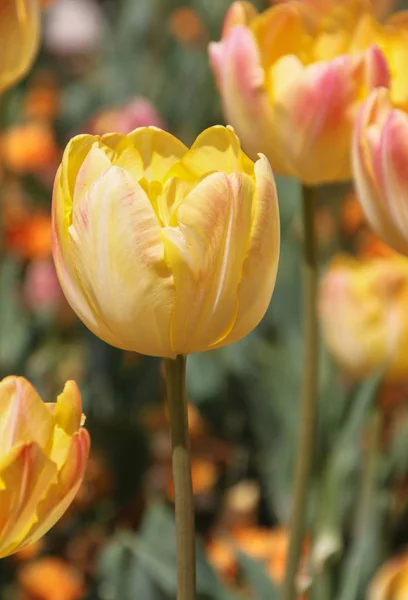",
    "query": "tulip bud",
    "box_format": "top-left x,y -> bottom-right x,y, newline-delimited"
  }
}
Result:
319,255 -> 408,380
352,87 -> 408,255
52,126 -> 280,357
0,0 -> 40,93
209,2 -> 389,184
0,376 -> 90,557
